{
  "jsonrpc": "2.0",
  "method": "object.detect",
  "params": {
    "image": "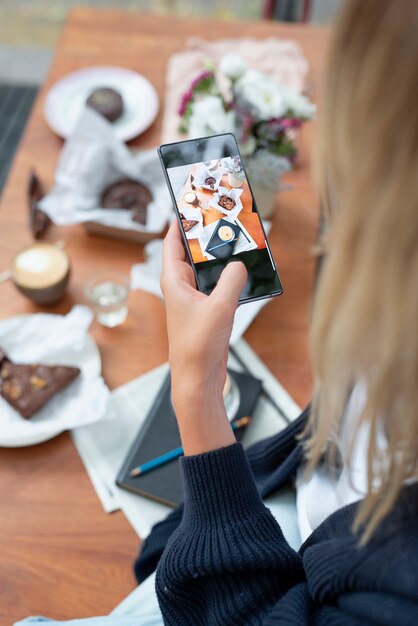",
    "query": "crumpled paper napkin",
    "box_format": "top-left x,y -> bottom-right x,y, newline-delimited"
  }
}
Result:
0,305 -> 111,445
39,108 -> 172,234
163,36 -> 311,143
